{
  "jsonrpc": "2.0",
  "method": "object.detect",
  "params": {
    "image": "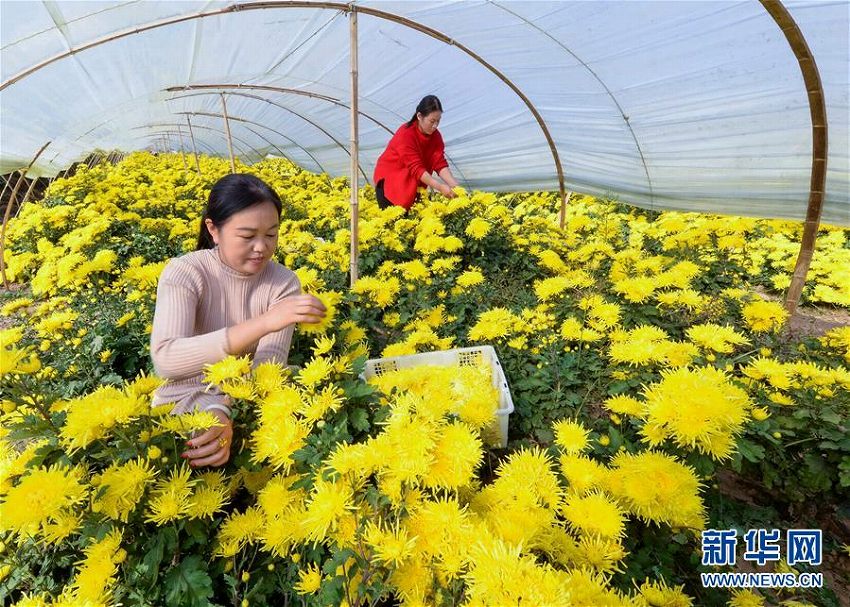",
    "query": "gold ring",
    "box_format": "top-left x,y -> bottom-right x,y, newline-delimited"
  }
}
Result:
218,437 -> 228,449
